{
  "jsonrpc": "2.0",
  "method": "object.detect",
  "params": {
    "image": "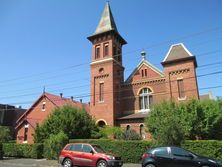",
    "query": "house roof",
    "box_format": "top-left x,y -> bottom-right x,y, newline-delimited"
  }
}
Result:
16,92 -> 89,129
125,54 -> 164,83
118,112 -> 149,120
94,2 -> 118,35
162,43 -> 197,67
